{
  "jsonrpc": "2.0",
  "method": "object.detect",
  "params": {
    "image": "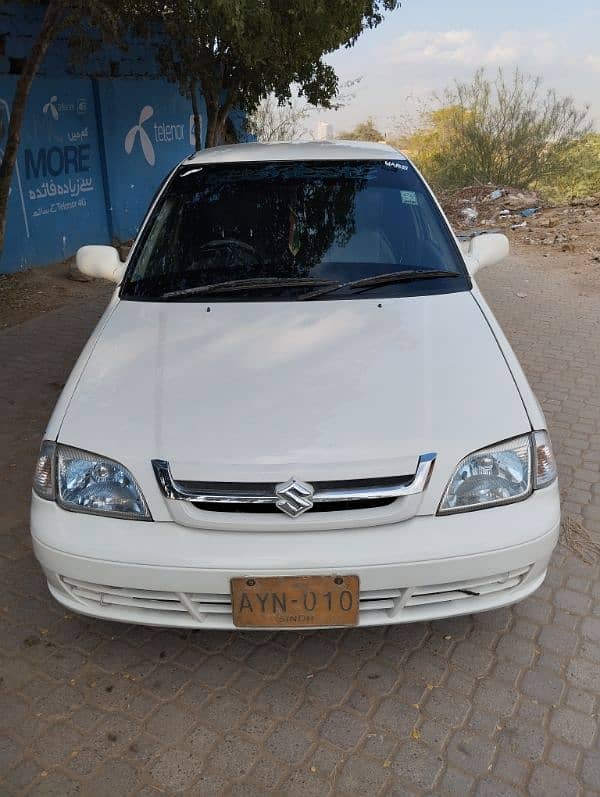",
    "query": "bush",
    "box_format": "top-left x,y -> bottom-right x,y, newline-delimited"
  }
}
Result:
338,117 -> 384,141
405,68 -> 591,192
538,133 -> 600,203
